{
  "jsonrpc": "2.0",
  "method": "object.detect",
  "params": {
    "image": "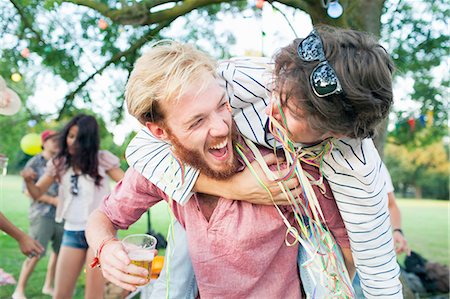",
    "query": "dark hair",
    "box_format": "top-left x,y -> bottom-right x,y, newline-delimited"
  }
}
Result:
54,114 -> 102,185
273,25 -> 395,139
